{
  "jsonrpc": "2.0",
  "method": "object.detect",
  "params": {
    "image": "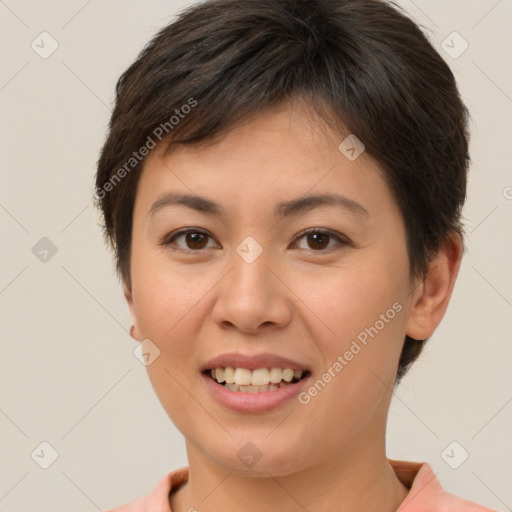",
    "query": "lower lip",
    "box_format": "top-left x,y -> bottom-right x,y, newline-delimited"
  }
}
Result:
201,372 -> 311,413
